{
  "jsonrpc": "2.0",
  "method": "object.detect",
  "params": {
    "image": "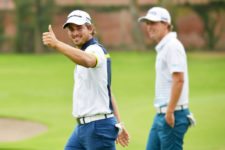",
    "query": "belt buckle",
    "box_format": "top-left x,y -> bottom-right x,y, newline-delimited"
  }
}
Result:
159,105 -> 167,114
77,117 -> 85,125
177,104 -> 187,111
104,113 -> 111,118
77,113 -> 113,125
178,105 -> 183,110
